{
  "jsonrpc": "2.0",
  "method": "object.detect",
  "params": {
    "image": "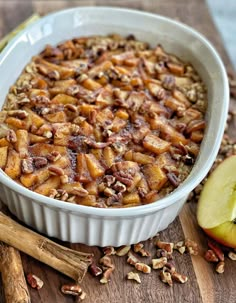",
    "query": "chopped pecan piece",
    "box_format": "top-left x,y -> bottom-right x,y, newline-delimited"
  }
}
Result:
135,262 -> 151,274
116,245 -> 131,257
127,271 -> 141,283
171,271 -> 188,283
185,239 -> 199,255
152,257 -> 168,269
21,158 -> 34,174
159,270 -> 172,286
